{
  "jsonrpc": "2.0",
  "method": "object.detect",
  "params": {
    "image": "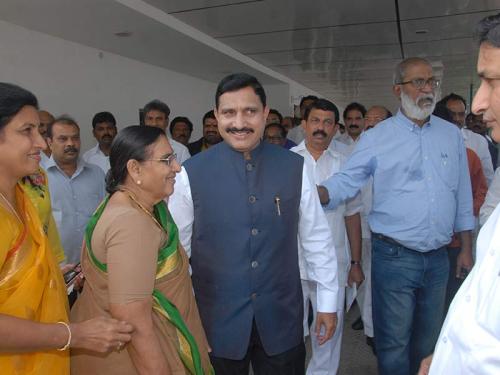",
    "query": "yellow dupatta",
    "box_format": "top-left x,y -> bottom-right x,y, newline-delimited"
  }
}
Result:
20,168 -> 66,264
0,184 -> 69,374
